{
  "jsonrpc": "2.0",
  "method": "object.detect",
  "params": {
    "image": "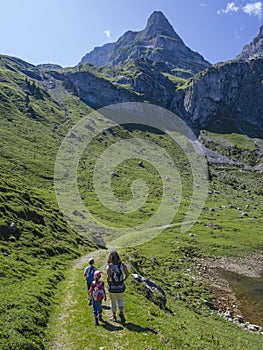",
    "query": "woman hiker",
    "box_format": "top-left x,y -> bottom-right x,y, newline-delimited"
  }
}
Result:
106,250 -> 129,323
